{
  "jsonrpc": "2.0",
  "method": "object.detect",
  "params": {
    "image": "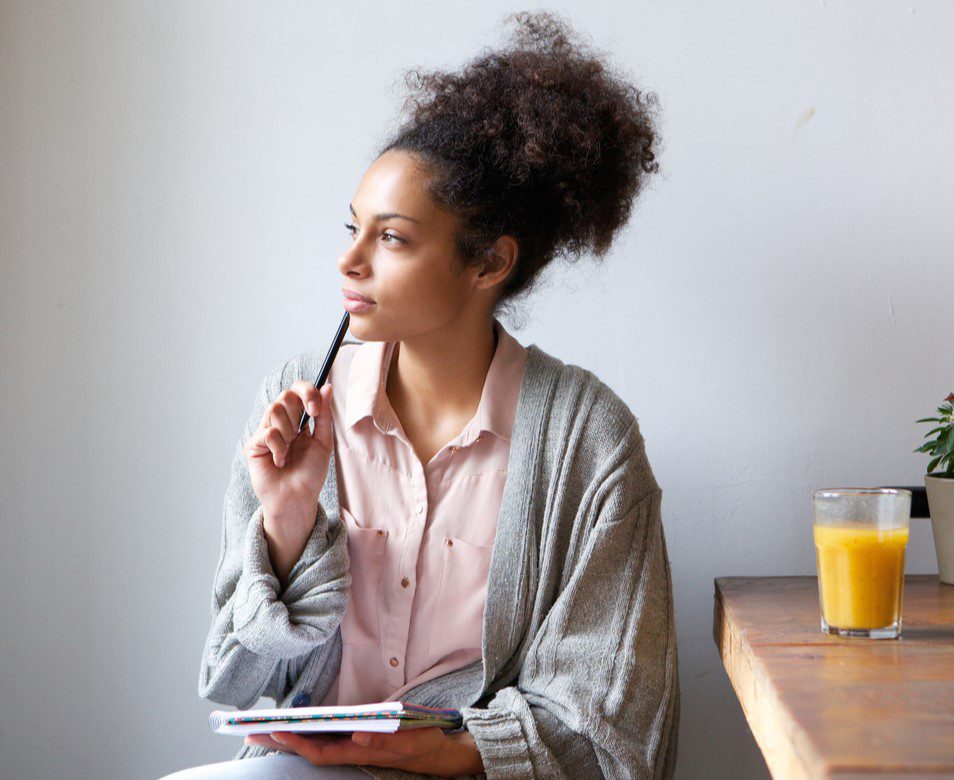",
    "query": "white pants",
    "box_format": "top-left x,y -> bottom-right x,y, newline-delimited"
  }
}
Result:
158,752 -> 370,779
